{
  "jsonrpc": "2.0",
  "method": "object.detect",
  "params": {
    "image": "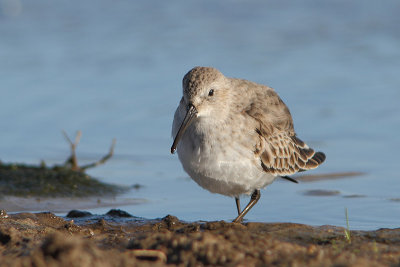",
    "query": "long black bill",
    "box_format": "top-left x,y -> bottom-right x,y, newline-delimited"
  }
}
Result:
171,104 -> 197,154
